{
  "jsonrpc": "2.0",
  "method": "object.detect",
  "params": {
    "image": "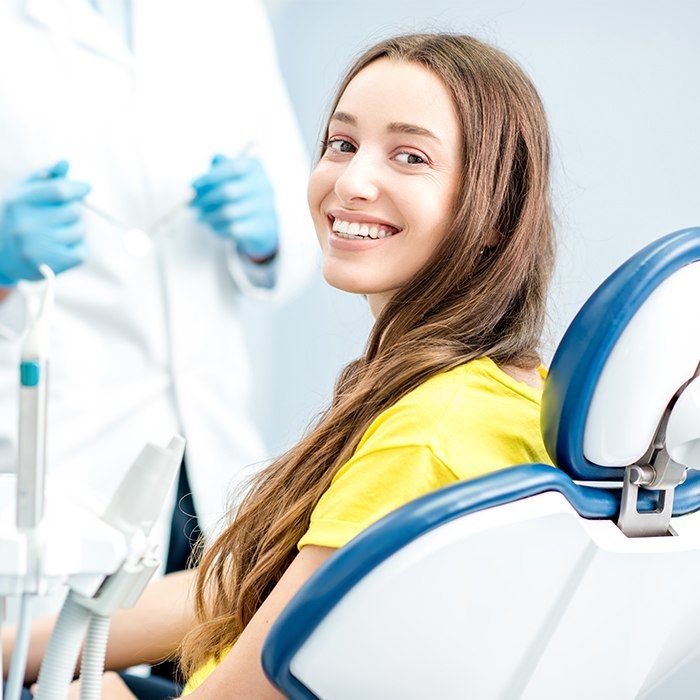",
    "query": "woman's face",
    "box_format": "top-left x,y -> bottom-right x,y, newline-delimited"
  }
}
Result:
308,57 -> 462,316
